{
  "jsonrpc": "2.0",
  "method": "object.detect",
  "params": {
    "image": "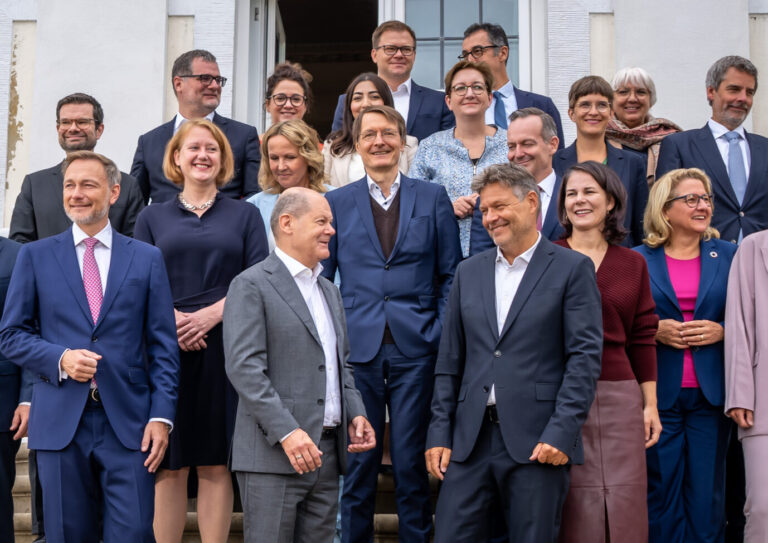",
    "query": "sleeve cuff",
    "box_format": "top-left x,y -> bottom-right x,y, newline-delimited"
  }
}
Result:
149,417 -> 174,432
18,402 -> 31,407
58,348 -> 69,381
279,428 -> 298,443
